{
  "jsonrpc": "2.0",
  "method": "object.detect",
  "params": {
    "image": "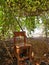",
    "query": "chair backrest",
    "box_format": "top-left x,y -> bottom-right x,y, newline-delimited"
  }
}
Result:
14,31 -> 26,45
